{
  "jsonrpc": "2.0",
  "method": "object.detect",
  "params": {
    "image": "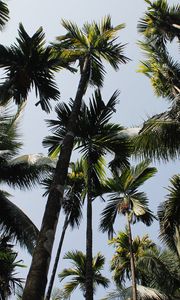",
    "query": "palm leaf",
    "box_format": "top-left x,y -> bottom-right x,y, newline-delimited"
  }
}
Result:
0,190 -> 39,254
0,24 -> 62,112
0,1 -> 9,30
134,112 -> 180,161
102,284 -> 169,300
54,16 -> 129,87
158,174 -> 180,256
59,250 -> 109,298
